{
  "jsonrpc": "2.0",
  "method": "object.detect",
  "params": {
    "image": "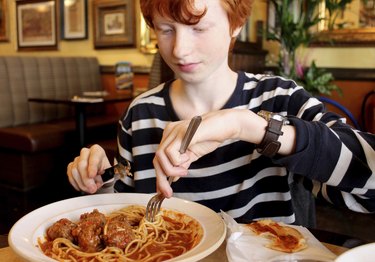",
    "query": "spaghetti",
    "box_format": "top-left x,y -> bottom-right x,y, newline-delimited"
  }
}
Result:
38,205 -> 203,262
